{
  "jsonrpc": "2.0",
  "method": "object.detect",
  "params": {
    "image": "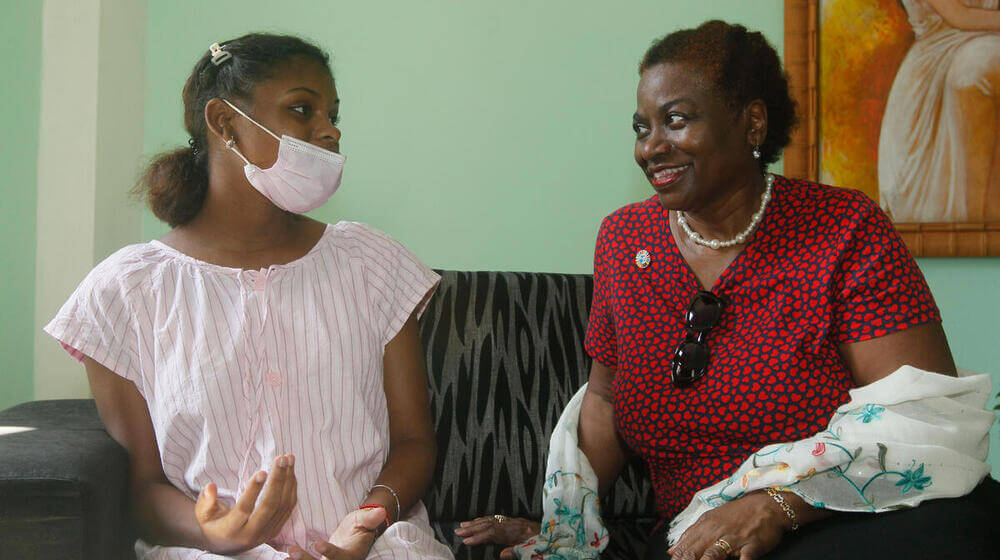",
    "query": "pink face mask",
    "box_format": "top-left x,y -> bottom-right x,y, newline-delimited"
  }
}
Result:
223,99 -> 344,213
